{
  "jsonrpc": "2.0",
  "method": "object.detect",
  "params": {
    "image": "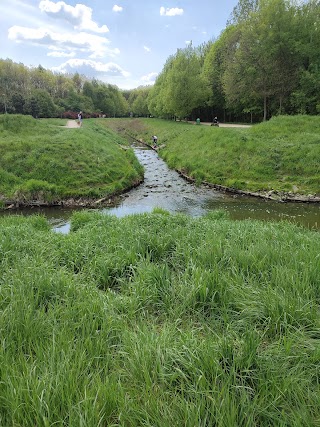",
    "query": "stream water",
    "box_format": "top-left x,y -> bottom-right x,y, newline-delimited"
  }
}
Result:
2,147 -> 319,232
